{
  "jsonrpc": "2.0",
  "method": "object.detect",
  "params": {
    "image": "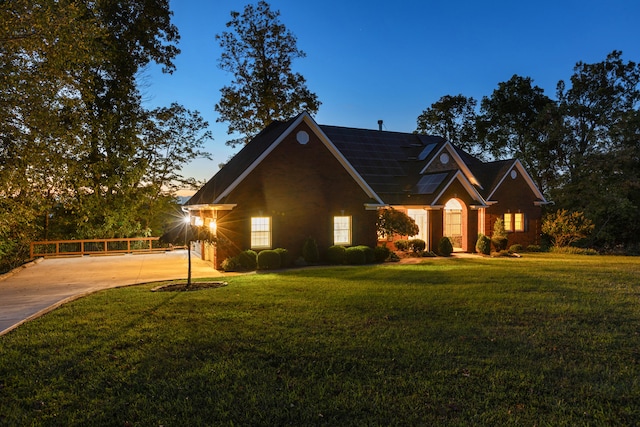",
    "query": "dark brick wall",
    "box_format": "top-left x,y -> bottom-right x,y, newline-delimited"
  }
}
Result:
485,171 -> 543,248
213,122 -> 378,268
